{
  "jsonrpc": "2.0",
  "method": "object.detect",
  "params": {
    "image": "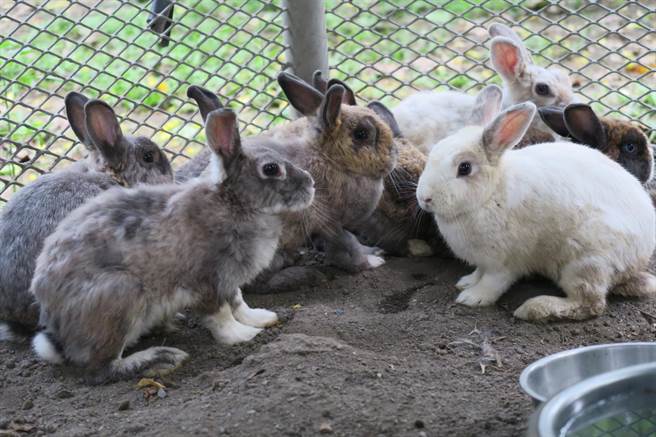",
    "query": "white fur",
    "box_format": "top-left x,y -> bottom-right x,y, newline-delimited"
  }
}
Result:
232,288 -> 278,328
32,332 -> 63,364
208,153 -> 225,184
205,303 -> 262,345
0,323 -> 13,341
393,91 -> 478,154
418,112 -> 656,321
